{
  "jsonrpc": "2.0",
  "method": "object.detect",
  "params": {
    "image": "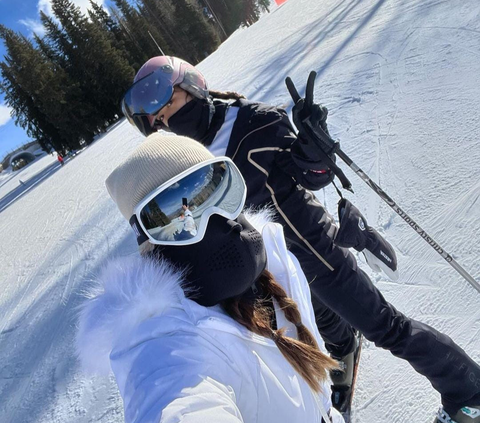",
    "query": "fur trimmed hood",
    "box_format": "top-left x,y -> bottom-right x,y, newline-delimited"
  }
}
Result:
75,208 -> 275,375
